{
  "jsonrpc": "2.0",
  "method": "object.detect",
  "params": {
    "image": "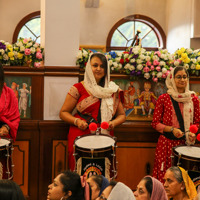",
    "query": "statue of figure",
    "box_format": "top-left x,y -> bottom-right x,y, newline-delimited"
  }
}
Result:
139,81 -> 157,117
